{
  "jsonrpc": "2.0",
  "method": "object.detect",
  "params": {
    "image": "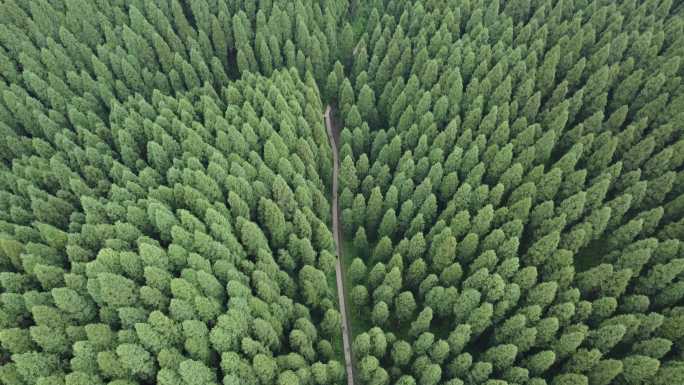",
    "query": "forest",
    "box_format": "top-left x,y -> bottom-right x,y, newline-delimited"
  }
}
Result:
0,1 -> 683,385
